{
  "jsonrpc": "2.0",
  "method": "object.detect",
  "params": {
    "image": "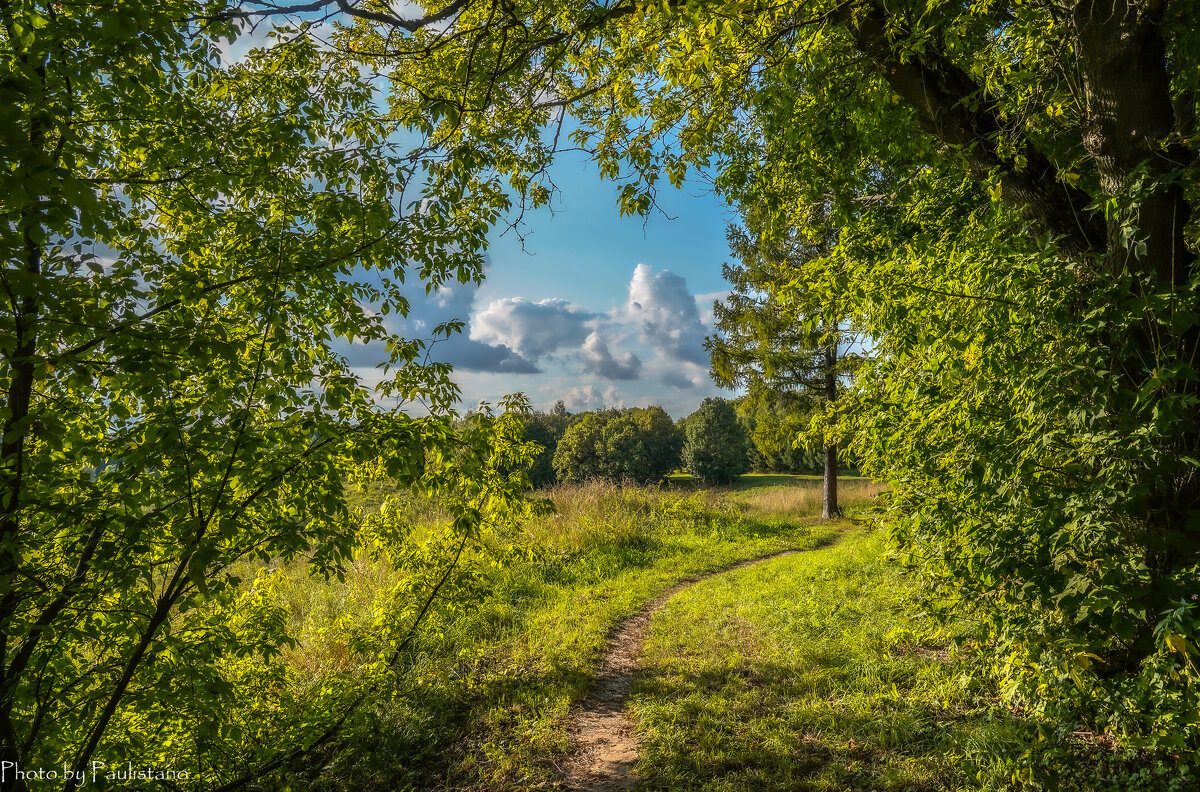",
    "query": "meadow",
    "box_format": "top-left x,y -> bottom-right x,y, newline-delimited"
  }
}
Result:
258,476 -> 1170,791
